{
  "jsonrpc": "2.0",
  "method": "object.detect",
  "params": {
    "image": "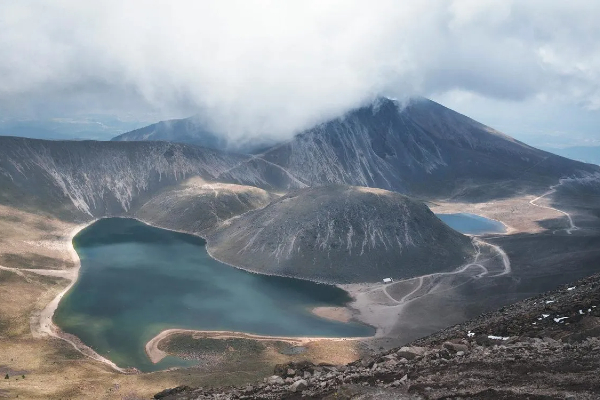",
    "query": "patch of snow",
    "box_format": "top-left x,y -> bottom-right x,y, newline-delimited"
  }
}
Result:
545,300 -> 555,304
467,331 -> 475,338
488,335 -> 510,341
567,287 -> 576,291
580,310 -> 584,315
542,314 -> 550,318
554,317 -> 569,323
